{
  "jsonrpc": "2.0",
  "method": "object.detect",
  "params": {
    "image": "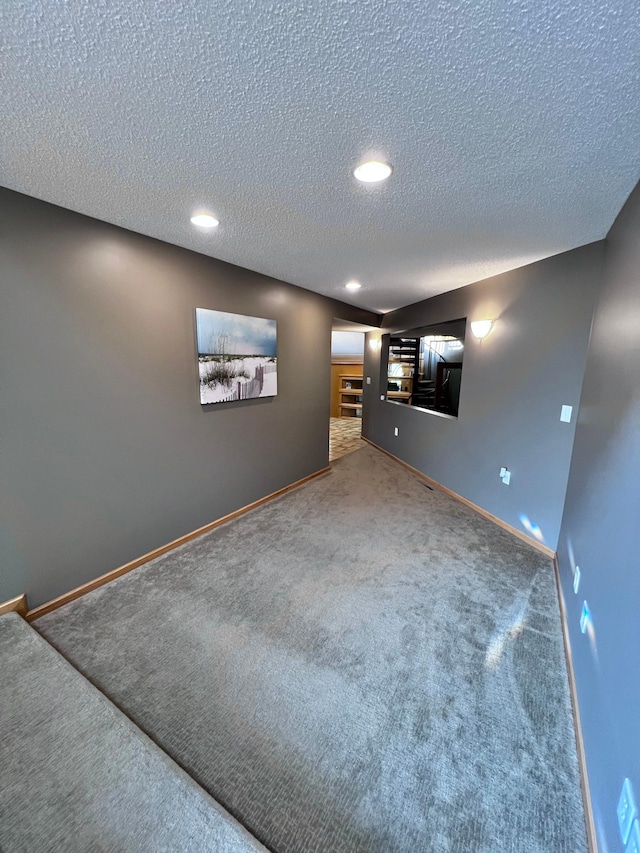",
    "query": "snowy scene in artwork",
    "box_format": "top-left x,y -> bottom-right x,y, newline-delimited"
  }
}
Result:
196,308 -> 277,405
